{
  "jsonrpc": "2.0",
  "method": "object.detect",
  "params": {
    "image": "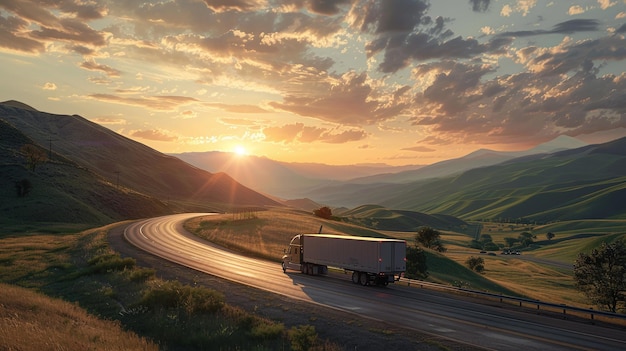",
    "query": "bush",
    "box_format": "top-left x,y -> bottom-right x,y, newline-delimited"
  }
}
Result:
466,256 -> 485,273
250,322 -> 284,340
140,281 -> 224,314
288,325 -> 317,351
87,254 -> 135,273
